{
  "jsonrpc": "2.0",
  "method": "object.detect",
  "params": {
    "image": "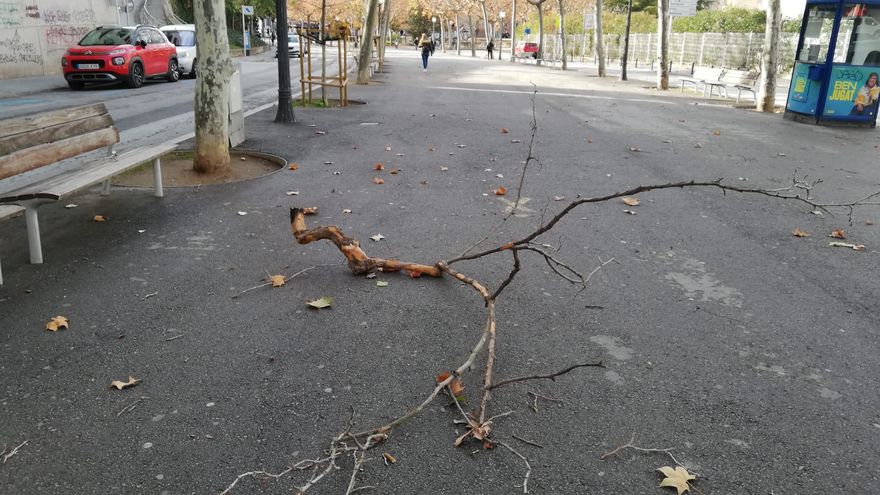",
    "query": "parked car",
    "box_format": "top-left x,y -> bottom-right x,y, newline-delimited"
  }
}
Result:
62,25 -> 179,89
514,41 -> 539,59
275,33 -> 304,58
160,24 -> 197,78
